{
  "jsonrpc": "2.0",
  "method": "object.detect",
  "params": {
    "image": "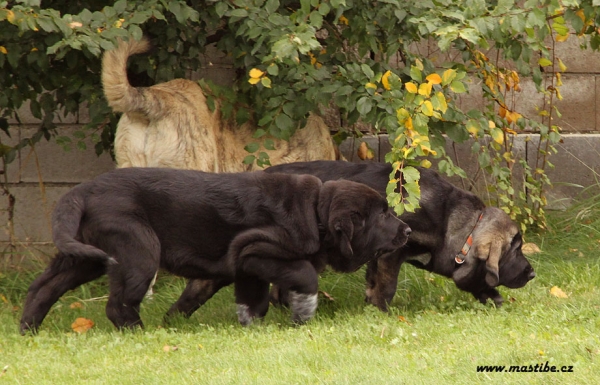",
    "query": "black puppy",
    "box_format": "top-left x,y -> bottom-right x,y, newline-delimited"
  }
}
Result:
168,161 -> 535,317
265,161 -> 536,309
20,167 -> 410,333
